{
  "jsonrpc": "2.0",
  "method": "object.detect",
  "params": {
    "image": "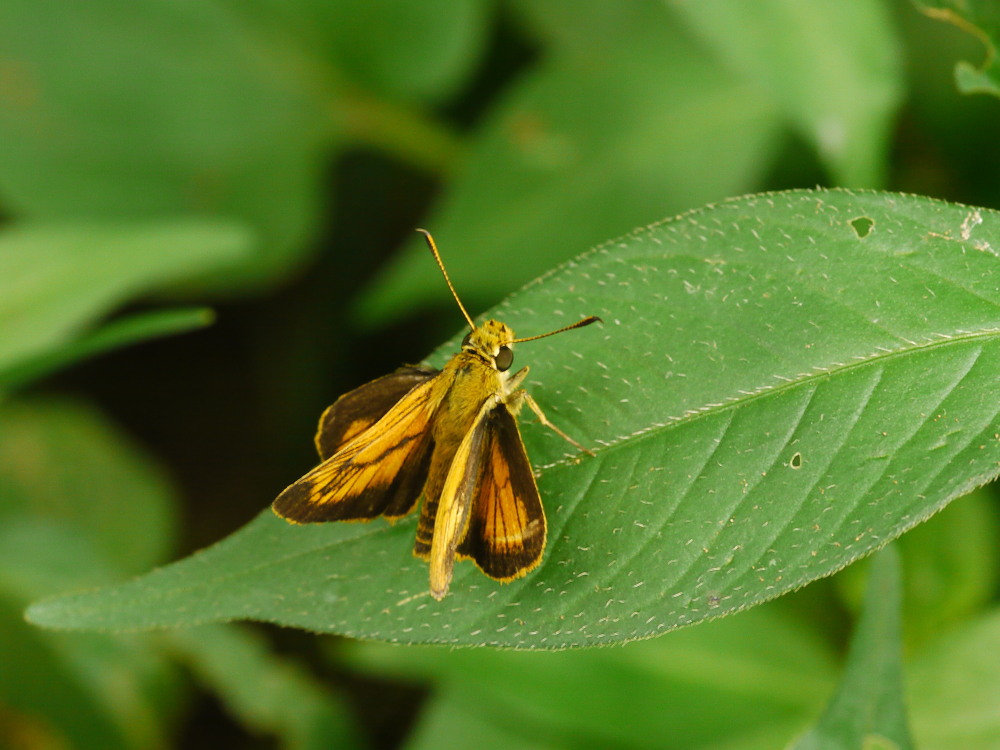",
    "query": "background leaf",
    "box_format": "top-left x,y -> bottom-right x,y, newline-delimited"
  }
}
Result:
0,398 -> 176,572
908,608 -> 1000,749
26,189 -> 1000,648
0,307 -> 214,397
360,0 -> 786,323
914,0 -> 1000,97
316,0 -> 490,103
0,398 -> 182,750
0,0 -> 330,291
674,0 -> 904,187
0,221 -> 251,375
342,600 -> 835,750
163,624 -> 364,750
792,547 -> 913,750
